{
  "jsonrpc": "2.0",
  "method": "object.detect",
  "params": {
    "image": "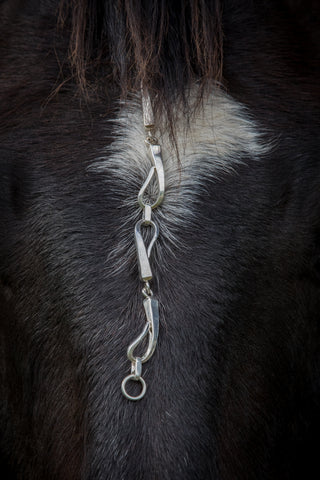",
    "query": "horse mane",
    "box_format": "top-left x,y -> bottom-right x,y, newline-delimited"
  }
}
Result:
59,0 -> 223,115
